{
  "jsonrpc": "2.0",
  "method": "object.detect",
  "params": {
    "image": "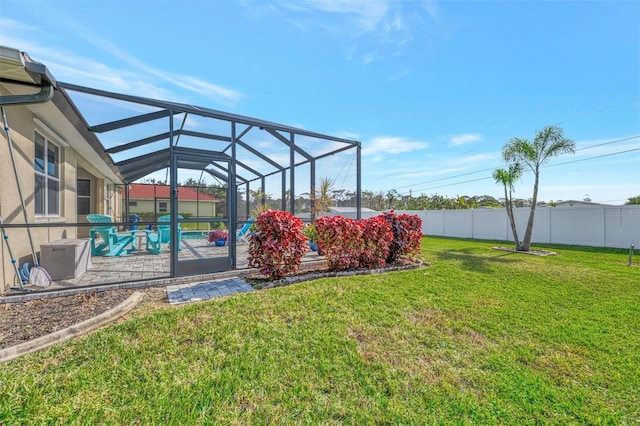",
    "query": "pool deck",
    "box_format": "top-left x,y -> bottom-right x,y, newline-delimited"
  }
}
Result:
1,236 -> 325,303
